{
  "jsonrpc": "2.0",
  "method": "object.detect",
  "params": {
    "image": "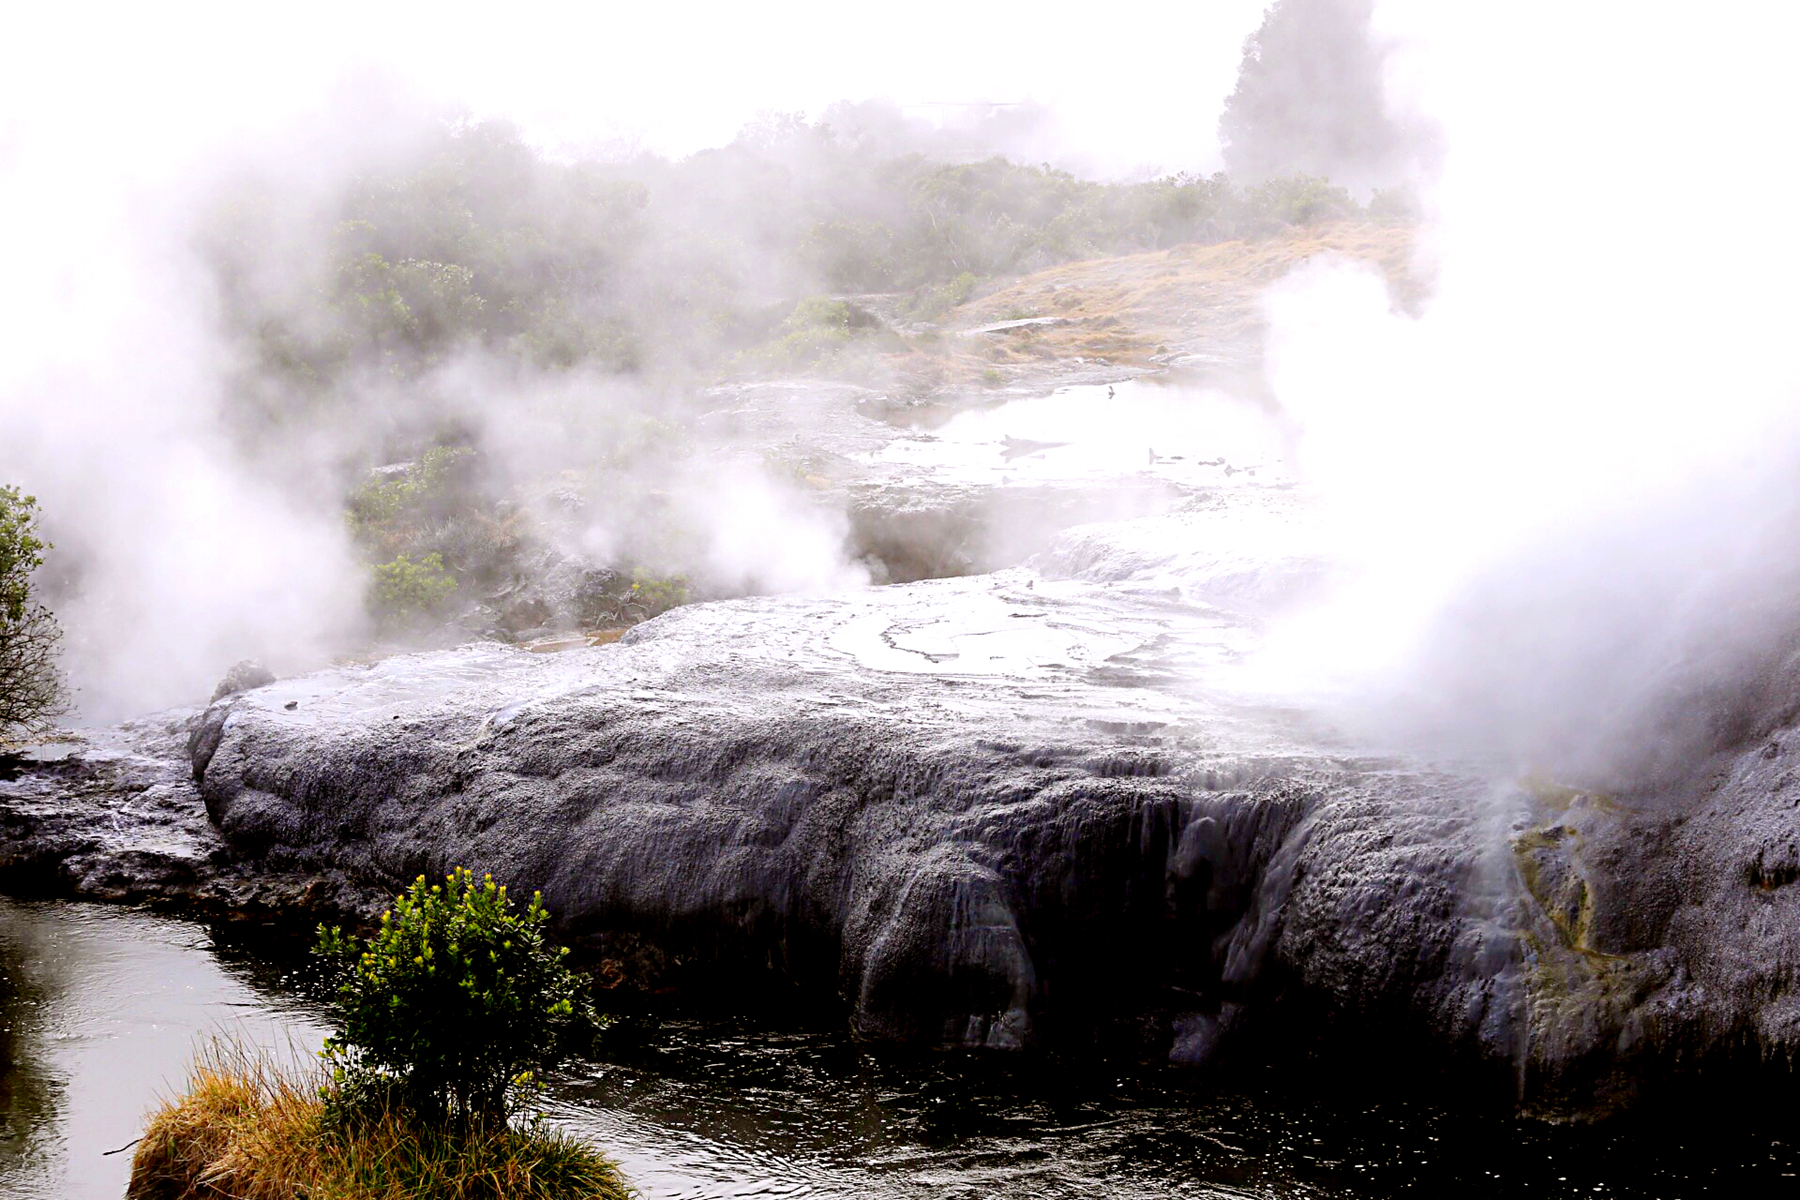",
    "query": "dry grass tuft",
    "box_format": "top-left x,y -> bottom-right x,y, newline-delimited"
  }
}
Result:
129,1041 -> 630,1200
